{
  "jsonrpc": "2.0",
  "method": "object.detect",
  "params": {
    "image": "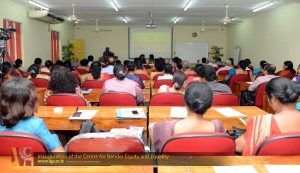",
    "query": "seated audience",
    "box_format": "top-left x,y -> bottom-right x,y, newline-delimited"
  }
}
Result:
27,57 -> 43,72
81,61 -> 110,83
182,60 -> 195,75
201,57 -> 207,64
157,63 -> 173,80
44,65 -> 90,105
71,57 -> 80,67
253,60 -> 267,76
55,60 -> 64,66
245,58 -> 253,71
159,71 -> 186,94
194,65 -> 232,94
172,57 -> 183,71
0,78 -> 64,152
101,57 -> 115,75
276,60 -> 296,78
151,82 -> 226,152
87,55 -> 94,67
150,58 -> 165,79
215,57 -> 223,65
103,64 -> 145,104
148,54 -> 155,64
77,59 -> 90,71
14,59 -> 25,77
226,60 -> 249,81
207,58 -> 218,68
248,64 -> 277,91
40,60 -> 53,75
27,64 -> 50,81
292,64 -> 300,83
134,58 -> 149,78
0,62 -> 13,81
126,61 -> 145,89
64,60 -> 81,83
216,59 -> 234,75
139,54 -> 147,64
236,77 -> 300,155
